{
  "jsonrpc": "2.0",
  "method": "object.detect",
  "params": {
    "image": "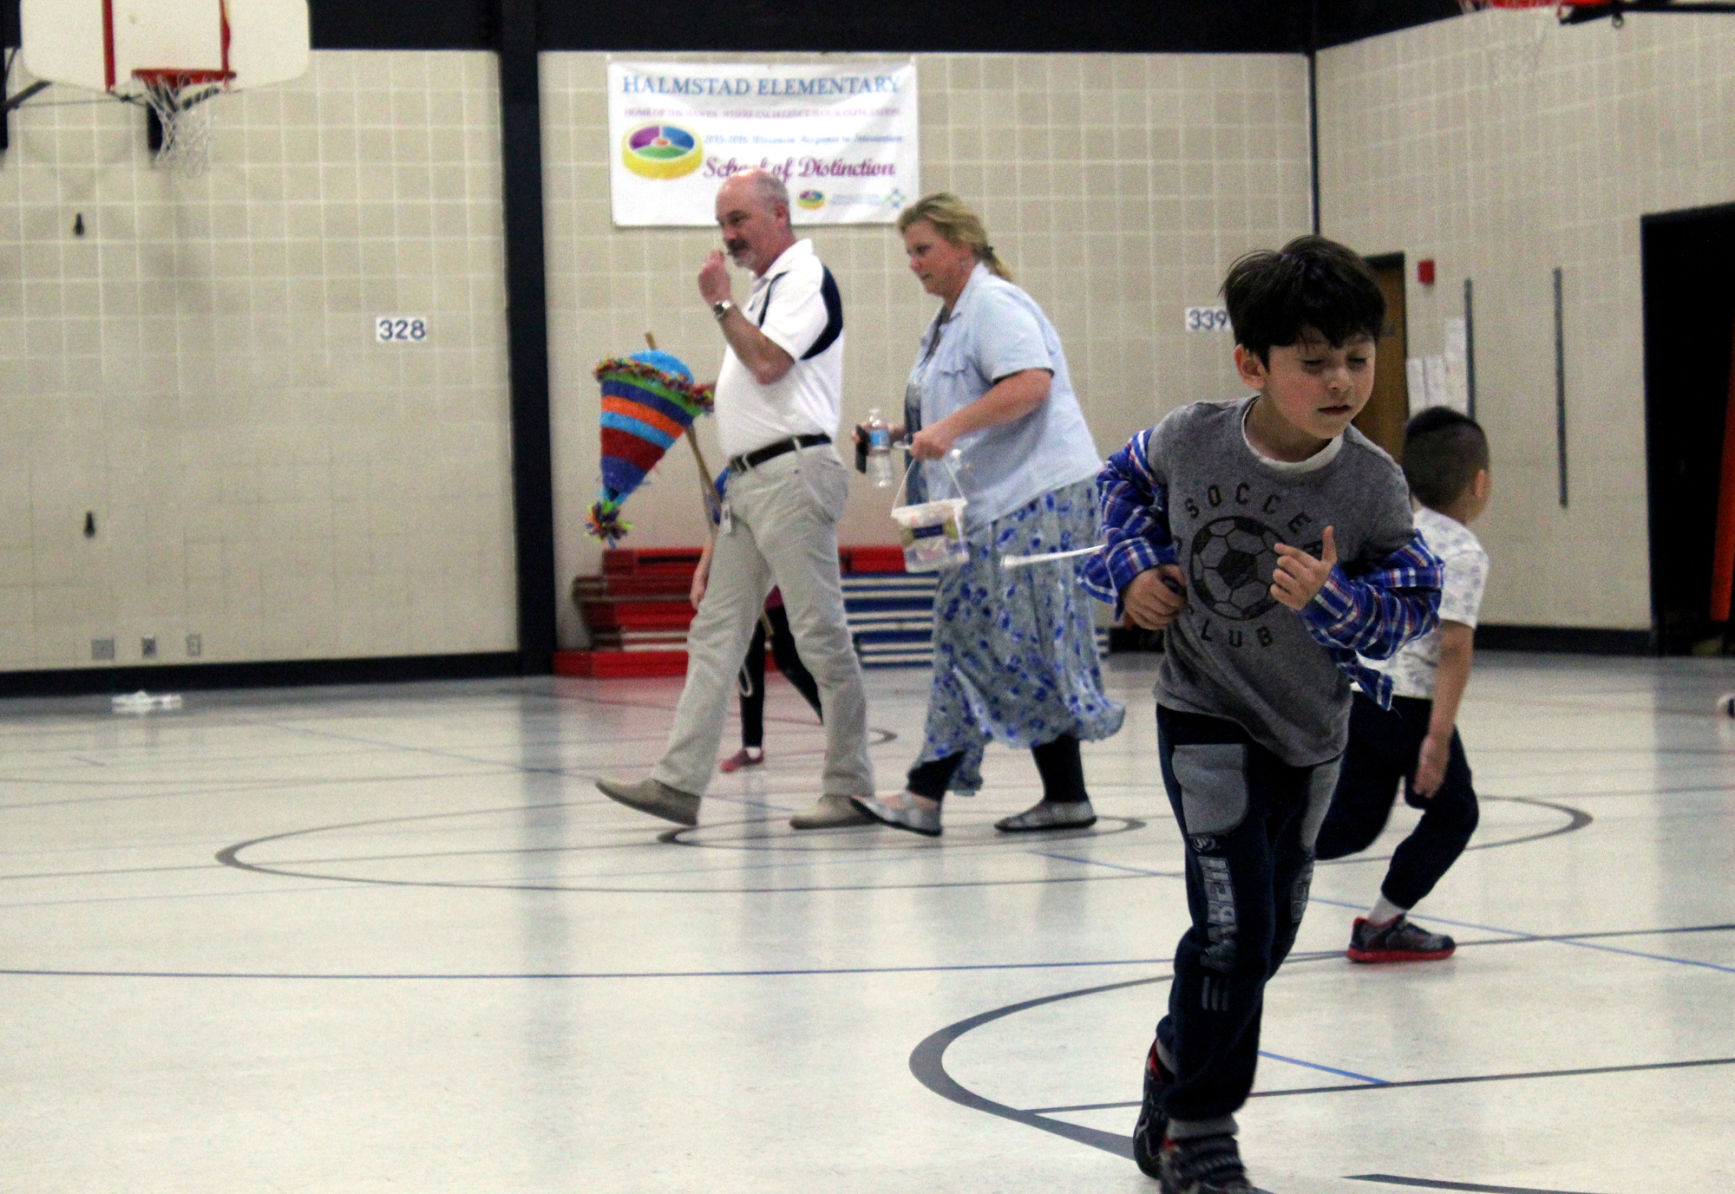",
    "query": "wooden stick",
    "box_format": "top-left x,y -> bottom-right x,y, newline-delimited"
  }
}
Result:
645,330 -> 722,521
645,333 -> 770,638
